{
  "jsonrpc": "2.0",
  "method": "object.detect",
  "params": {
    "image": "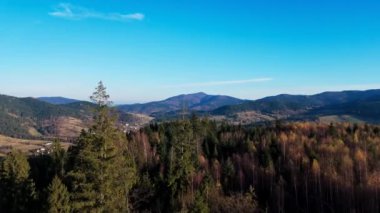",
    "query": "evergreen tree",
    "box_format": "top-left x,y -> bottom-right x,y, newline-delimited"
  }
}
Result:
191,177 -> 212,213
0,150 -> 36,212
47,176 -> 70,213
90,81 -> 111,106
51,140 -> 66,178
166,121 -> 197,211
191,191 -> 210,213
67,81 -> 136,212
